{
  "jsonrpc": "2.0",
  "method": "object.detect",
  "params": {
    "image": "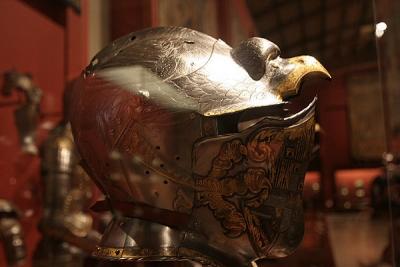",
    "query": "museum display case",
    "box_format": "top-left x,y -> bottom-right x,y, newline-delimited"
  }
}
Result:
0,0 -> 399,266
